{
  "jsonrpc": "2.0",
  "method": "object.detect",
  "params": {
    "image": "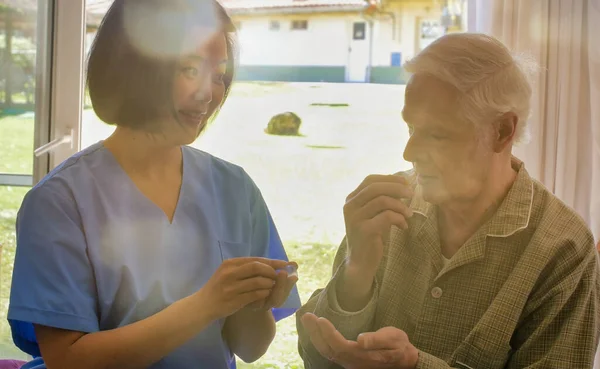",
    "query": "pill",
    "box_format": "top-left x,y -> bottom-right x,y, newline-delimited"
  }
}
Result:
279,264 -> 298,277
